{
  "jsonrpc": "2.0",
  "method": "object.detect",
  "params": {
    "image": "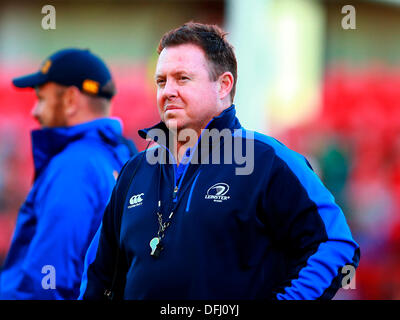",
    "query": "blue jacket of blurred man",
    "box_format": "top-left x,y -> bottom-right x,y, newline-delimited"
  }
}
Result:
0,48 -> 137,300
